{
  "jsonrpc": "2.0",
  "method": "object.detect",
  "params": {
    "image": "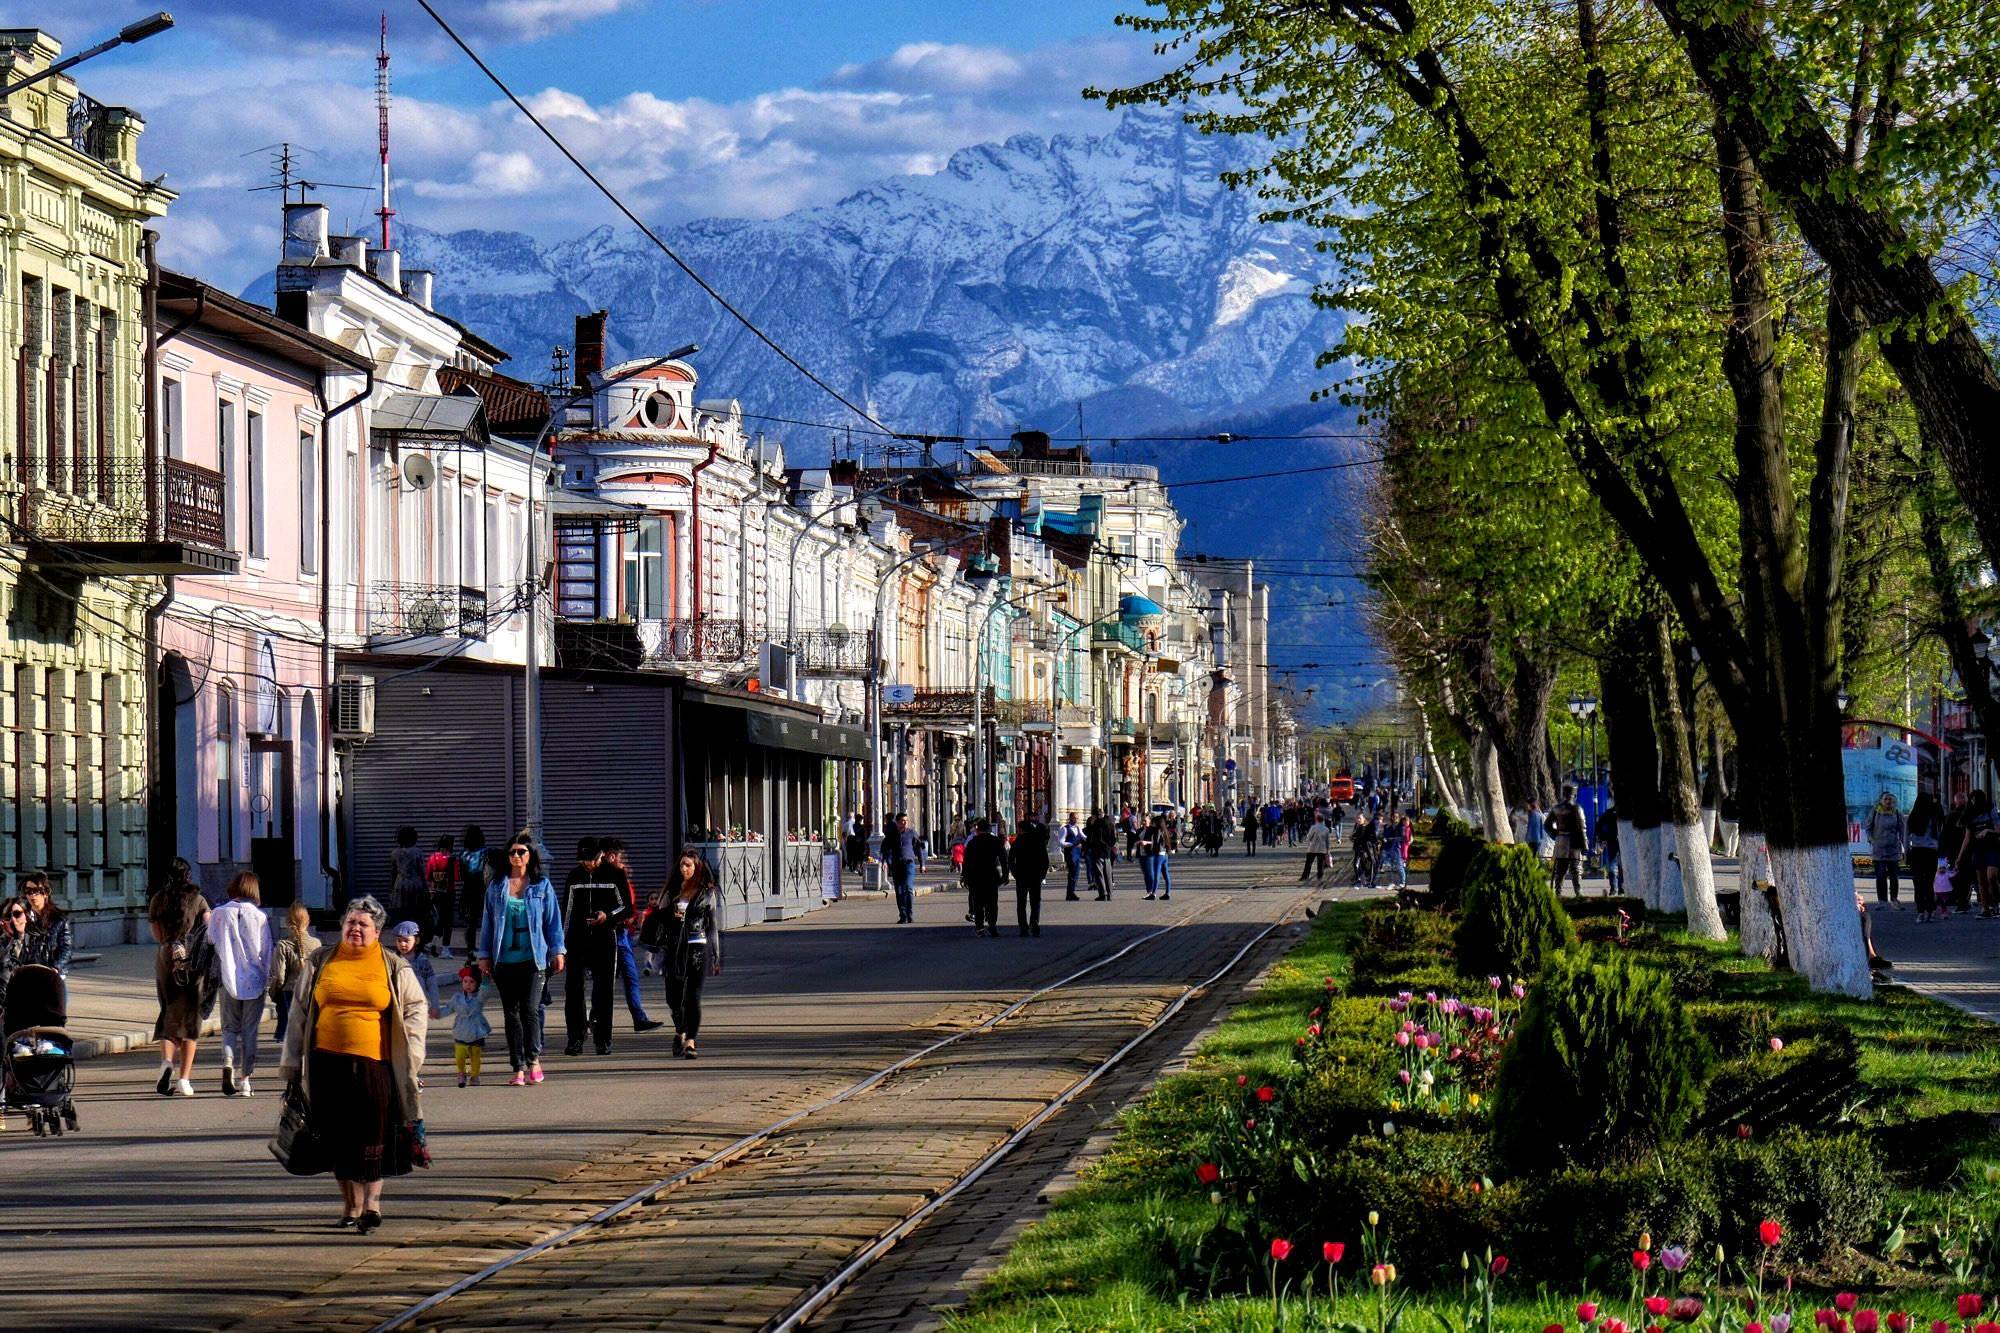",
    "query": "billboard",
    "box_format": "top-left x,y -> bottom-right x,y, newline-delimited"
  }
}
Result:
1843,726 -> 1919,859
